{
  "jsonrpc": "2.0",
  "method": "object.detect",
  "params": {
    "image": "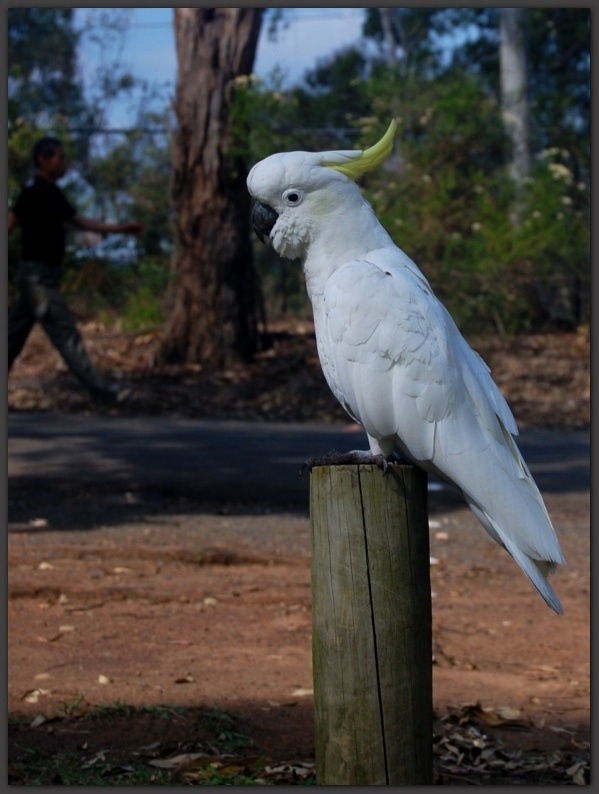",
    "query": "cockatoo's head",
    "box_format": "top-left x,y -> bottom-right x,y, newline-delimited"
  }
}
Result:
247,120 -> 397,260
